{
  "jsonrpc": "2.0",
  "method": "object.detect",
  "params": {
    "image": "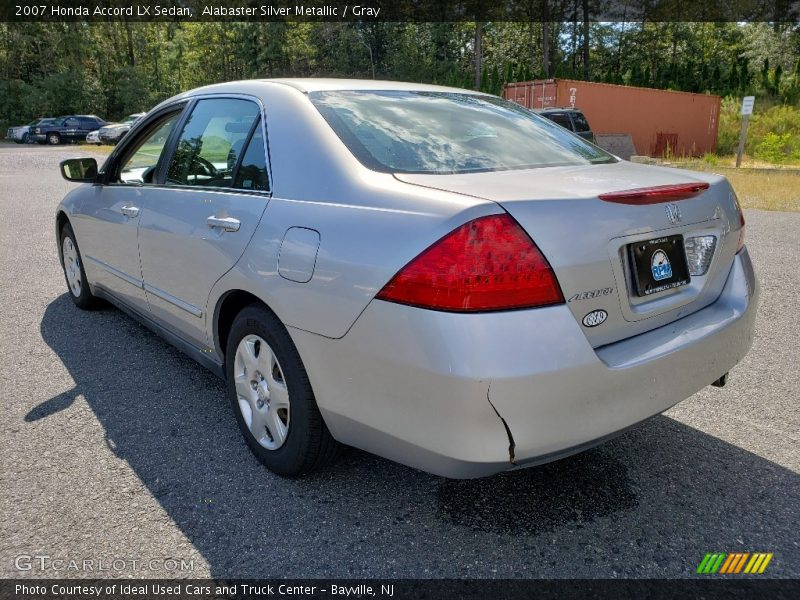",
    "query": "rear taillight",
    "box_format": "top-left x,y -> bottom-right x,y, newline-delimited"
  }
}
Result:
376,214 -> 563,312
599,182 -> 709,204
